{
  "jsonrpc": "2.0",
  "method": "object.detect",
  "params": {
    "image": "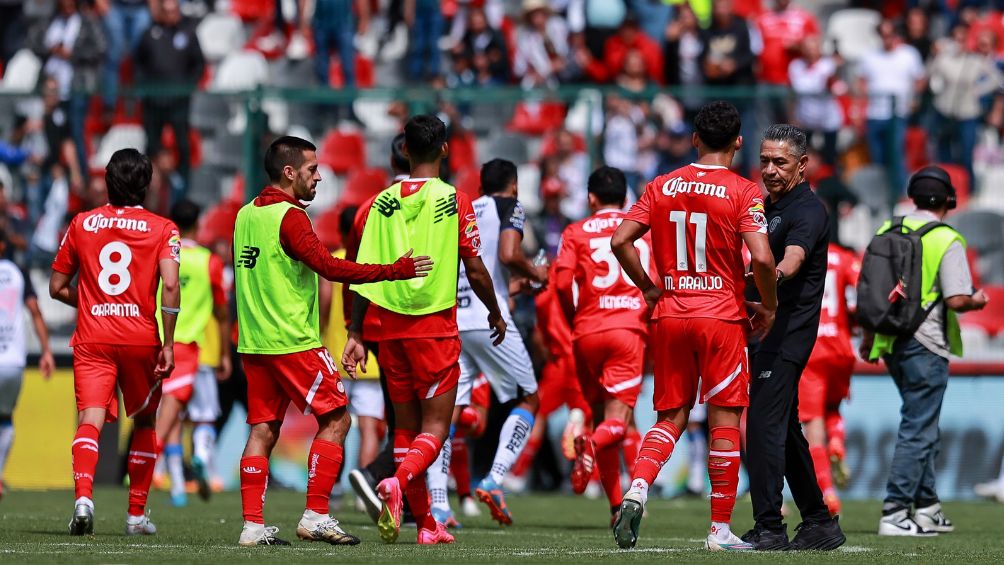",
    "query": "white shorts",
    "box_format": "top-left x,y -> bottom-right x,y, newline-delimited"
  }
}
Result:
186,365 -> 221,423
345,379 -> 384,419
0,366 -> 24,416
456,329 -> 537,406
